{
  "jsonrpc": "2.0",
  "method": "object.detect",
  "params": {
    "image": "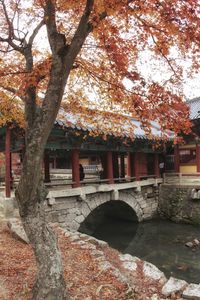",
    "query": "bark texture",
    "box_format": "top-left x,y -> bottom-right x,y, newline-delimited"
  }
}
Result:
14,1 -> 99,298
22,206 -> 67,300
16,166 -> 69,299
